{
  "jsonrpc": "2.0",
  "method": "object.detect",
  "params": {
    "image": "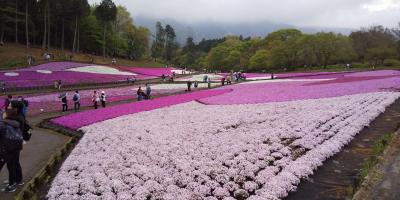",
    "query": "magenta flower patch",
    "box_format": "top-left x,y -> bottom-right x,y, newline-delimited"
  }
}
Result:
51,89 -> 231,129
200,70 -> 400,105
